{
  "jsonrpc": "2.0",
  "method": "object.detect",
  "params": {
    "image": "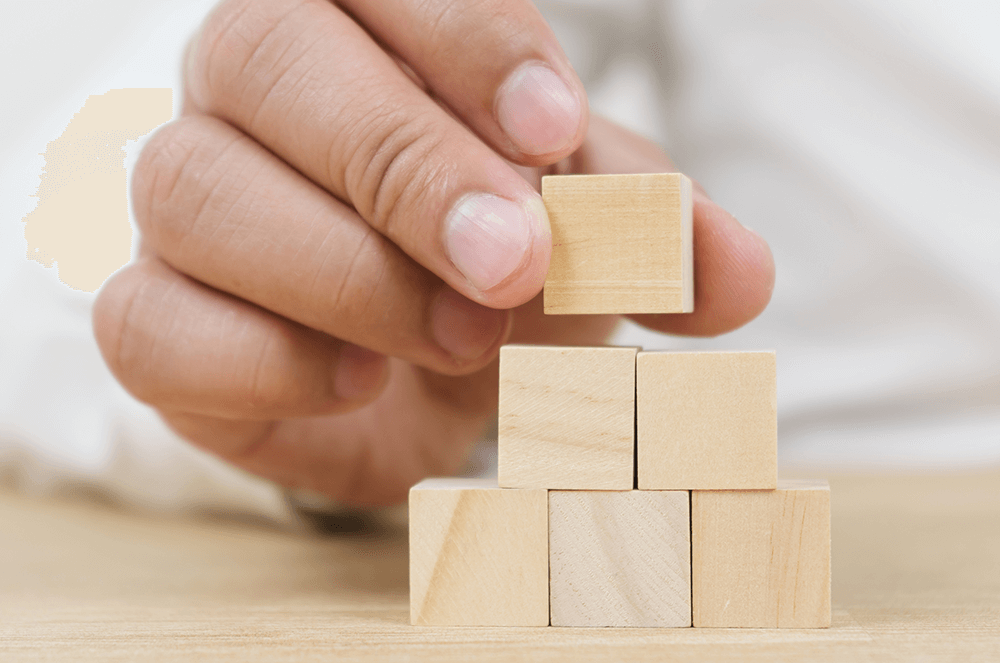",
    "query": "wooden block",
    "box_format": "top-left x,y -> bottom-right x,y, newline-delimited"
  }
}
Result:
692,480 -> 832,628
408,478 -> 548,626
637,350 -> 777,490
498,345 -> 636,490
549,490 -> 692,627
542,172 -> 693,315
